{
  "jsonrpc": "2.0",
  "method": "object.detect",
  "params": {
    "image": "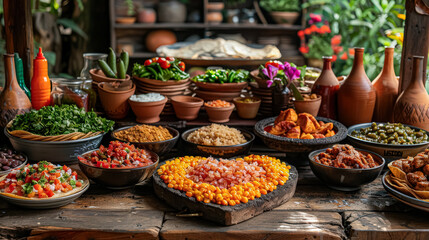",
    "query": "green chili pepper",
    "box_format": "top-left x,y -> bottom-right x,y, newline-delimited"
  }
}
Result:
147,67 -> 158,80
108,47 -> 117,75
98,59 -> 116,78
116,59 -> 126,79
120,50 -> 129,72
